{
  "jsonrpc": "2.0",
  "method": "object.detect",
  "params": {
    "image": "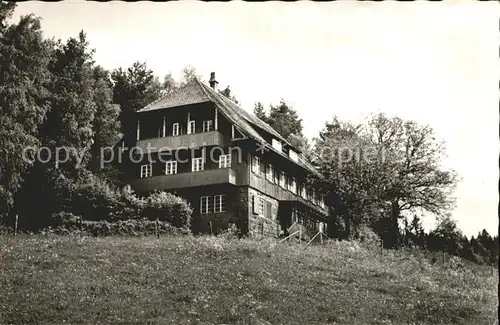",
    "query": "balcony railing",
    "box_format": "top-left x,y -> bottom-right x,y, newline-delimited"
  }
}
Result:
249,175 -> 328,215
130,168 -> 237,192
136,131 -> 226,152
